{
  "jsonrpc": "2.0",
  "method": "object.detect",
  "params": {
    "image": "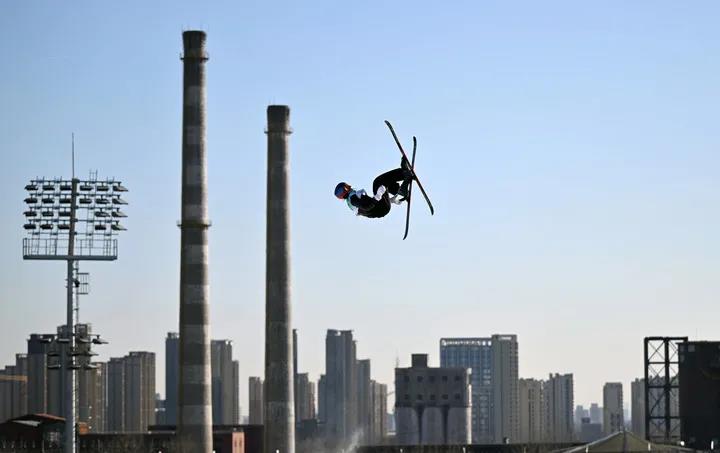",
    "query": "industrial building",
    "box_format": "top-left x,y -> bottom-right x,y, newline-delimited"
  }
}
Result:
395,353 -> 472,445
